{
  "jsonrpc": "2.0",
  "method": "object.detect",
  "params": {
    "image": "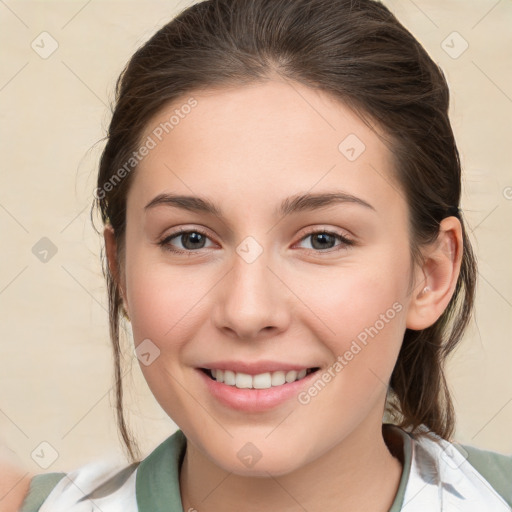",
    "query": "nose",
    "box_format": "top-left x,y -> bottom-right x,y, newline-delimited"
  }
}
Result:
211,246 -> 291,341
